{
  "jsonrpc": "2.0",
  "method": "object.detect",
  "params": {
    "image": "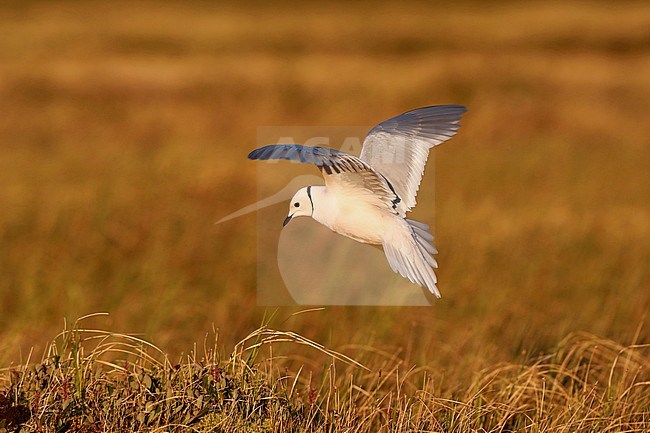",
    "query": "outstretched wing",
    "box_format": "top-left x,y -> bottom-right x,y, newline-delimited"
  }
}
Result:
360,105 -> 467,213
248,144 -> 403,214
